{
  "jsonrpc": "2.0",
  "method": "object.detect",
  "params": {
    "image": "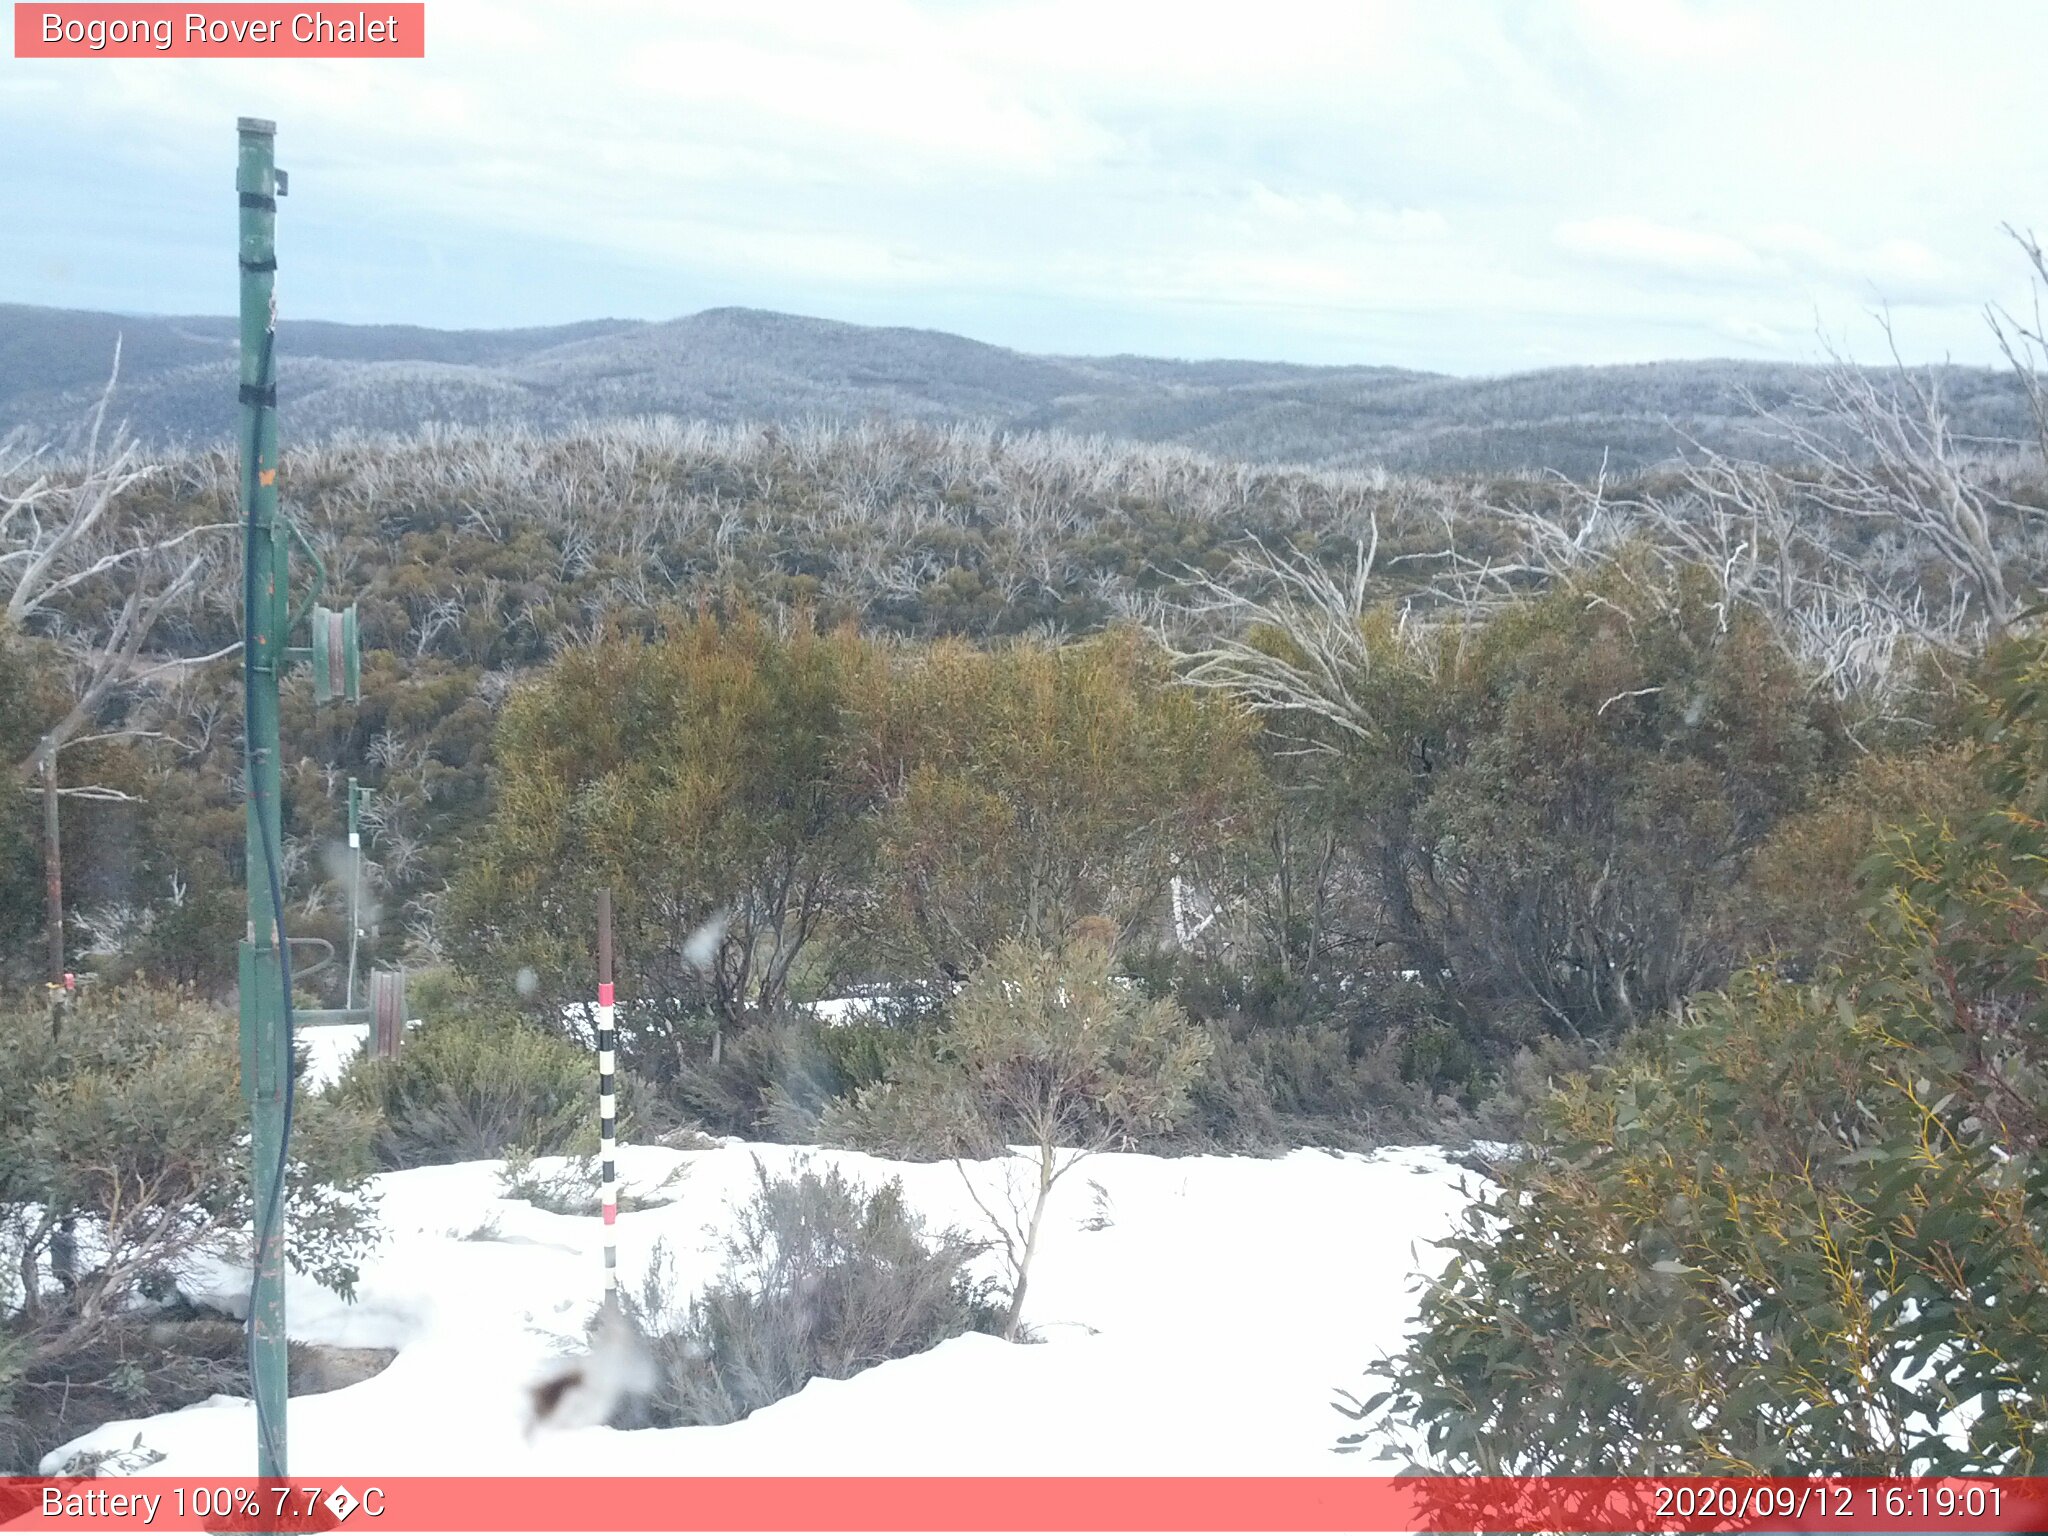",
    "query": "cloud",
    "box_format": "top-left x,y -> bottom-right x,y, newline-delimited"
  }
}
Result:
1751,226 -> 1961,298
4,0 -> 2046,371
1567,0 -> 1774,63
1717,316 -> 1788,350
1554,217 -> 1765,279
1242,187 -> 1451,242
1554,216 -> 1971,304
